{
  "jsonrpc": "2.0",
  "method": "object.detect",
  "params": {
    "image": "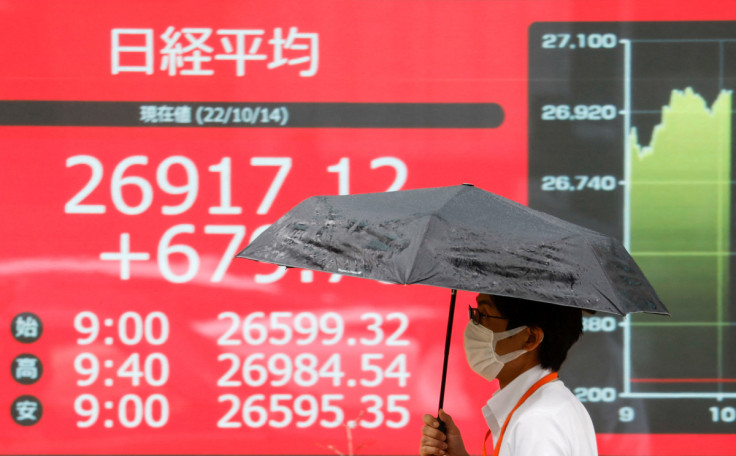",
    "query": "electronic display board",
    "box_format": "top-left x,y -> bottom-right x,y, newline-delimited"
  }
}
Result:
1,1 -> 735,455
